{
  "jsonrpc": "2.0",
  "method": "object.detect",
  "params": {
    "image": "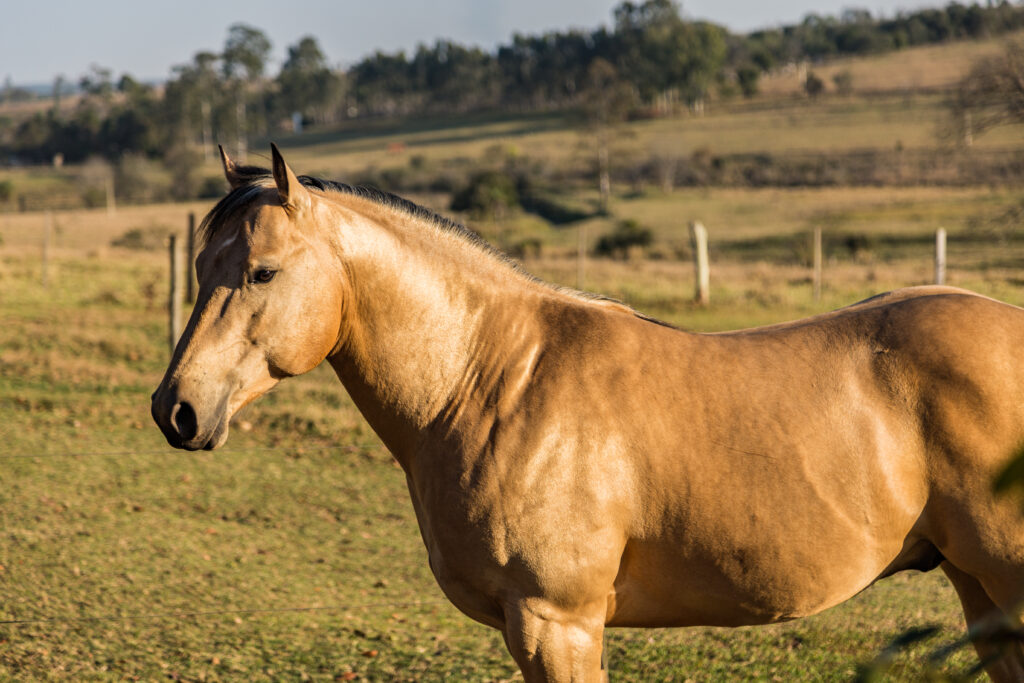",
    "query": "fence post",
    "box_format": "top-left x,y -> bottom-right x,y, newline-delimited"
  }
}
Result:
186,212 -> 197,303
169,234 -> 183,355
106,176 -> 116,216
690,221 -> 709,306
42,210 -> 52,287
576,224 -> 587,291
935,228 -> 946,286
812,227 -> 822,302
